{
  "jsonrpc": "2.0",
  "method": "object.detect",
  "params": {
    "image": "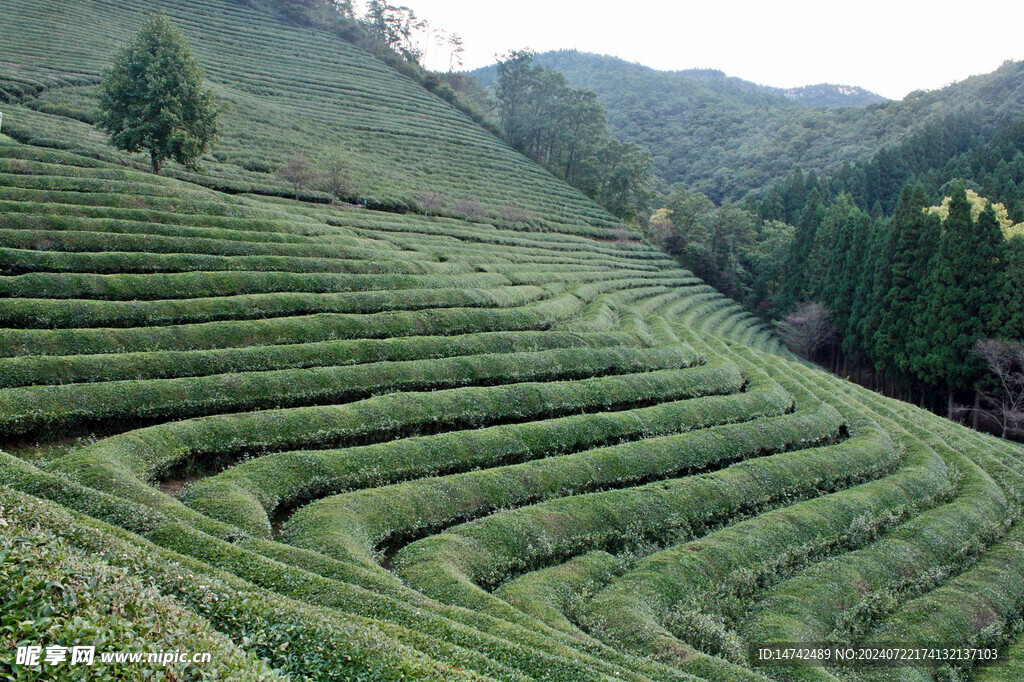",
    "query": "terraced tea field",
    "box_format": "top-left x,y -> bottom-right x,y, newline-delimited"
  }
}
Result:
0,0 -> 620,234
3,1 -> 1024,680
3,139 -> 1024,681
